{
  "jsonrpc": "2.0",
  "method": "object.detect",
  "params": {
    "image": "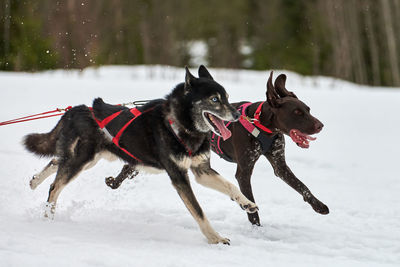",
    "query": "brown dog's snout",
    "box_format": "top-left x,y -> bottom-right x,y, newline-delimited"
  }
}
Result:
314,120 -> 324,133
